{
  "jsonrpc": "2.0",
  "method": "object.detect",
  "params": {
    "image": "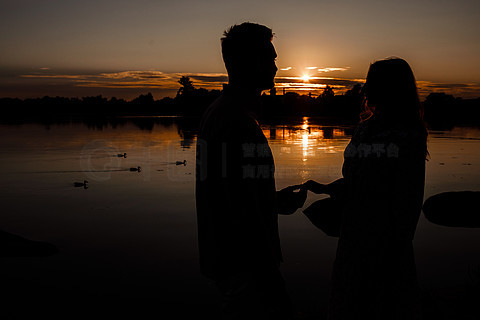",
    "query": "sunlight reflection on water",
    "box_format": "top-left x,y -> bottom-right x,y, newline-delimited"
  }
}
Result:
0,118 -> 479,311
